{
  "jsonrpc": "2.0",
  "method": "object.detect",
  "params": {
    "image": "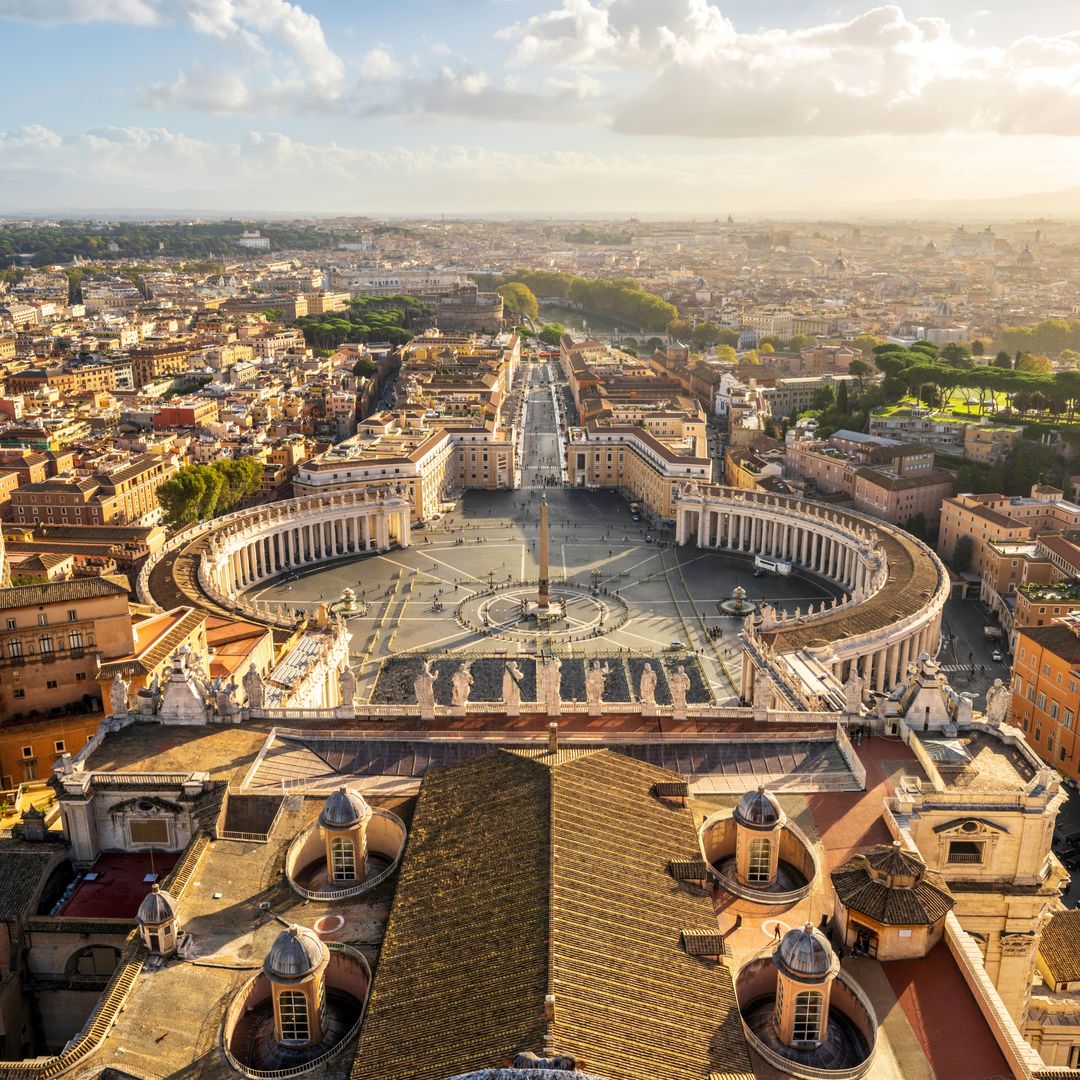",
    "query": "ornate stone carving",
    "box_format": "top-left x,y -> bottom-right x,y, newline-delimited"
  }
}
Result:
109,673 -> 130,718
450,662 -> 473,708
639,663 -> 657,706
